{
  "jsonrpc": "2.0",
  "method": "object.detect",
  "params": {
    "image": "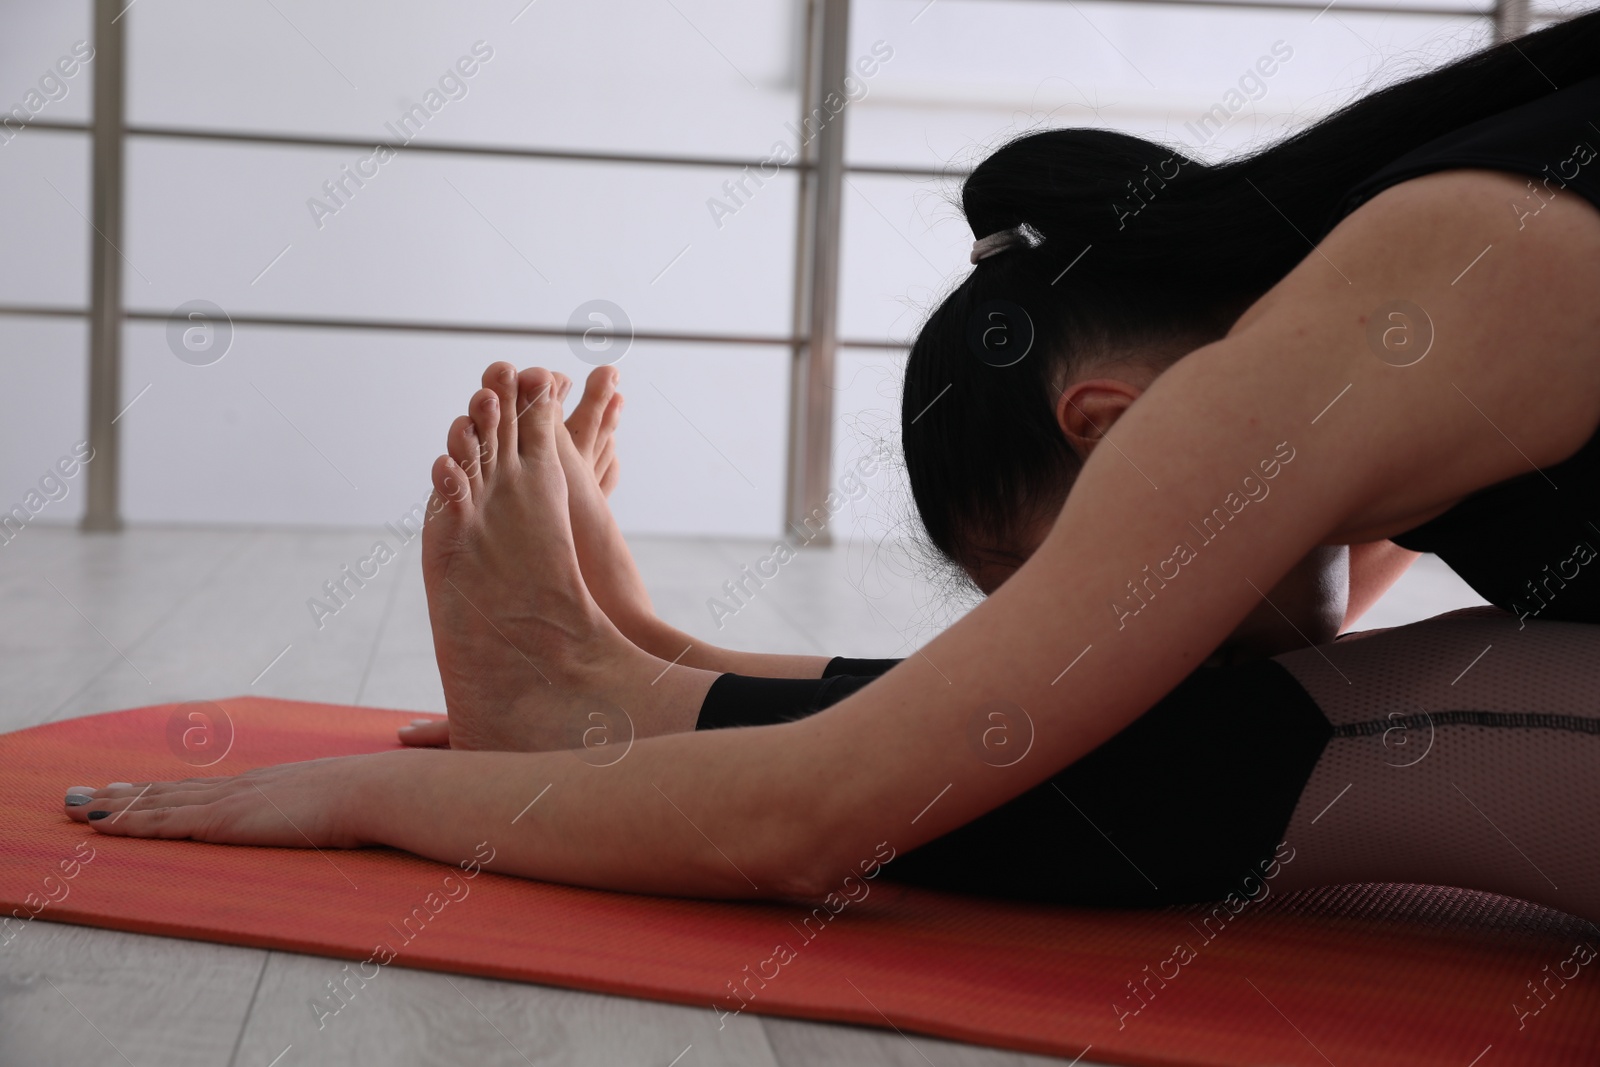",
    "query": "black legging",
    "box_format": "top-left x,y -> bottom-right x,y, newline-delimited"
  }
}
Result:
697,657 -> 1329,906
